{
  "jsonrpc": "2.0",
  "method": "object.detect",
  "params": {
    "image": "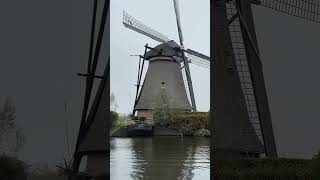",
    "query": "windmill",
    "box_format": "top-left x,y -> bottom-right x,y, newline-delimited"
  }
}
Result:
69,0 -> 110,177
211,0 -> 320,159
123,0 -> 210,120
